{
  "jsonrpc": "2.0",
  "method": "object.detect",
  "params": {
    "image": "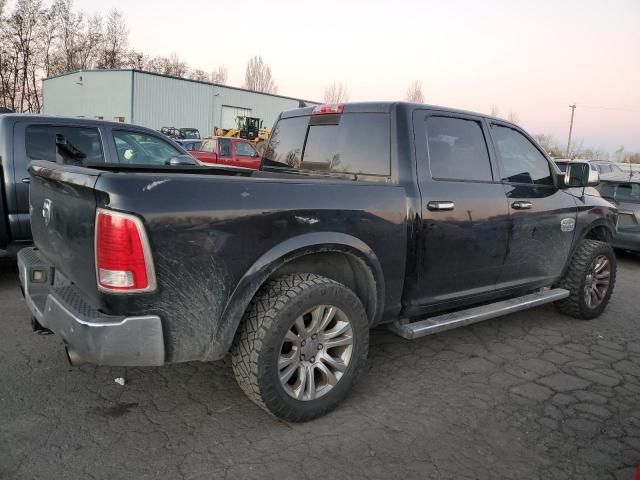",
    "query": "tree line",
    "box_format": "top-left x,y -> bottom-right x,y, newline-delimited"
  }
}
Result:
0,0 -> 279,113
